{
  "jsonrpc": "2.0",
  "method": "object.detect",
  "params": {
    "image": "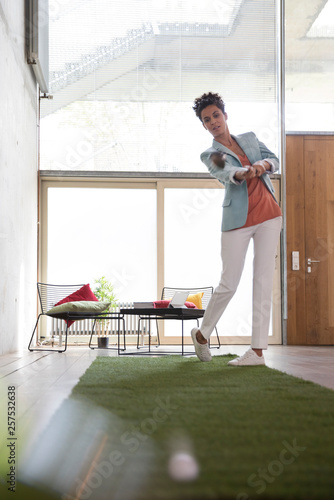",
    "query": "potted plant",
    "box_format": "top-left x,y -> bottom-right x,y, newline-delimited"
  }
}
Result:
93,276 -> 118,348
